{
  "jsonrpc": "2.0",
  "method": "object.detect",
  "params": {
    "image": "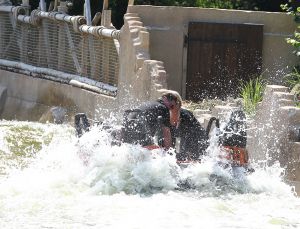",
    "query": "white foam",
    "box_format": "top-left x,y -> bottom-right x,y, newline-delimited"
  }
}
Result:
0,120 -> 299,228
